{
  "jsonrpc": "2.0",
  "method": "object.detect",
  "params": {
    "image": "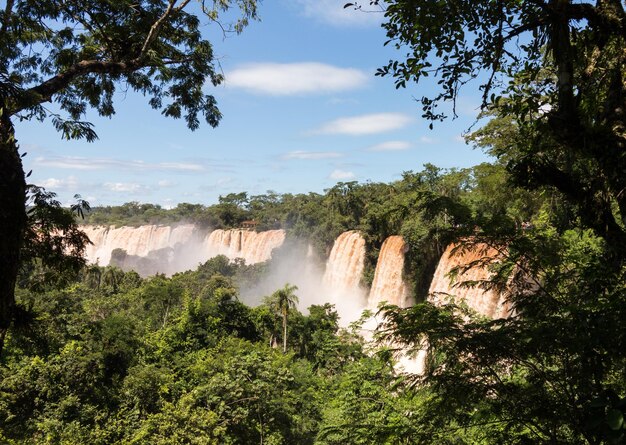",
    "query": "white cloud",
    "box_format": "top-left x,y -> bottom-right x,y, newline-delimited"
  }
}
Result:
34,156 -> 204,173
226,62 -> 368,95
282,150 -> 343,160
419,136 -> 438,144
157,180 -> 178,187
296,0 -> 385,27
104,182 -> 148,193
329,169 -> 355,180
314,113 -> 412,135
367,140 -> 412,152
36,176 -> 80,191
327,97 -> 360,106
